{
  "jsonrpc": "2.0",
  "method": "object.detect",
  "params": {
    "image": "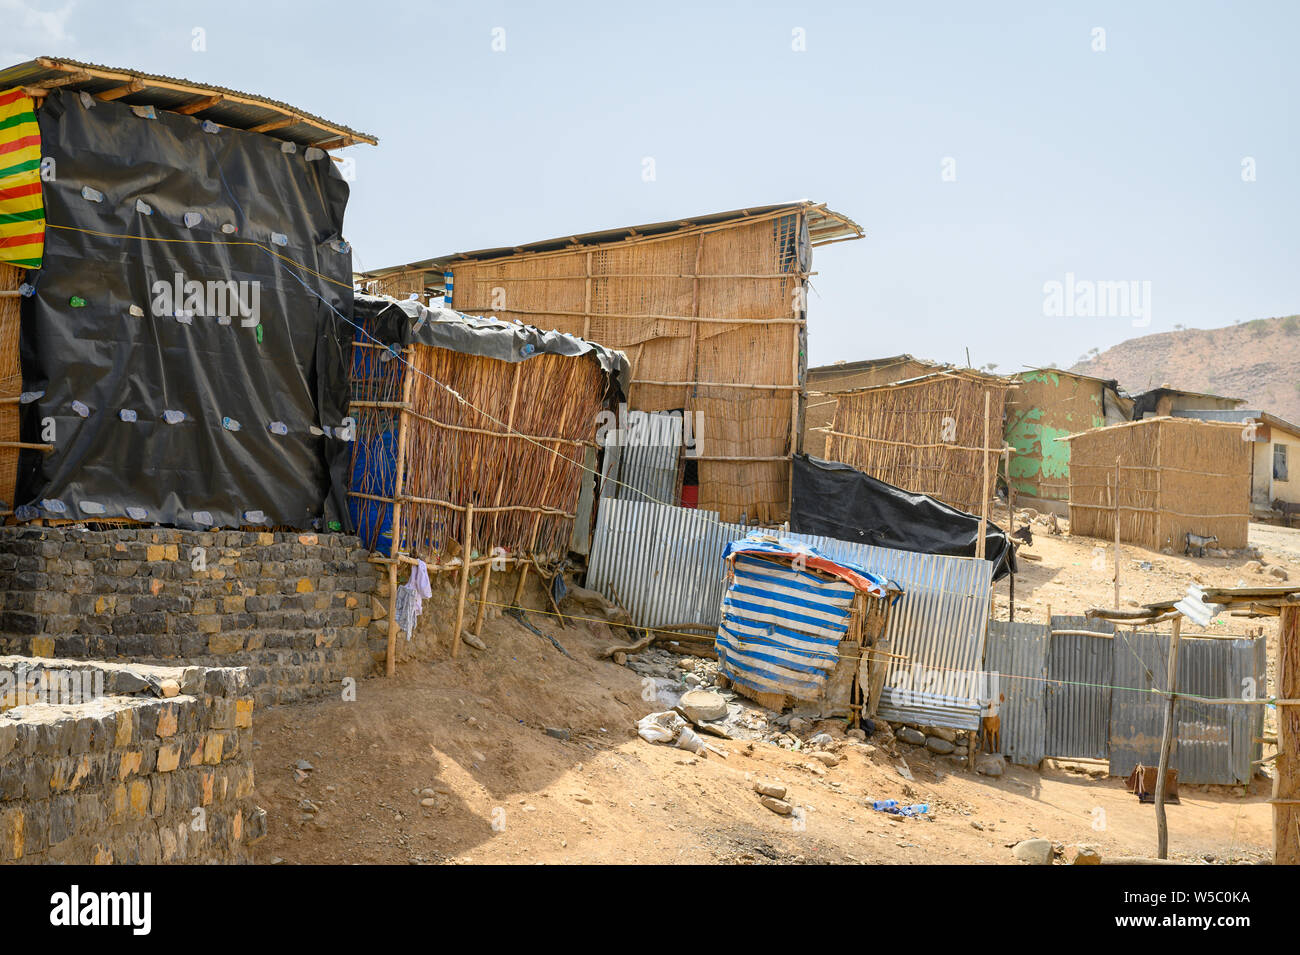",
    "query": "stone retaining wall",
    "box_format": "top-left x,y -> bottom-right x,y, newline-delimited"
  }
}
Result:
0,657 -> 263,864
0,526 -> 383,706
